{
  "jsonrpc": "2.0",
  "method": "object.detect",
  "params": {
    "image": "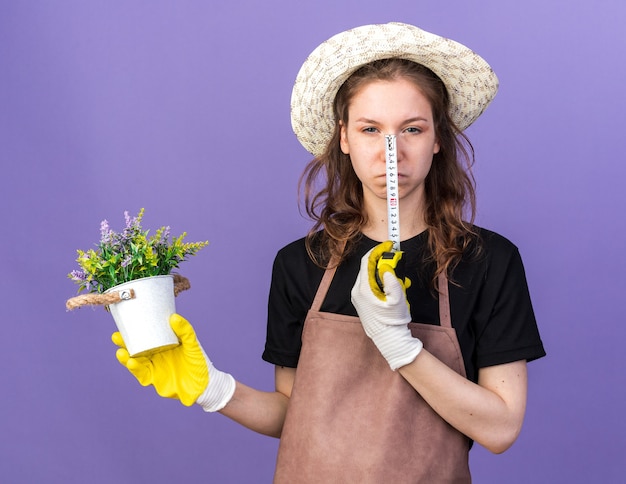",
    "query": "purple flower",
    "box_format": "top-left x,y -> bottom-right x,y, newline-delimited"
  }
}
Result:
122,210 -> 143,241
122,212 -> 134,240
159,226 -> 171,243
100,219 -> 113,244
124,211 -> 132,229
70,270 -> 86,281
121,255 -> 132,268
